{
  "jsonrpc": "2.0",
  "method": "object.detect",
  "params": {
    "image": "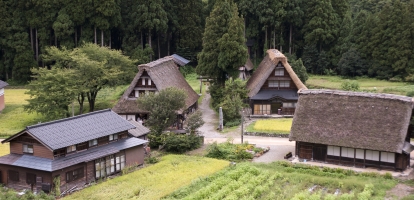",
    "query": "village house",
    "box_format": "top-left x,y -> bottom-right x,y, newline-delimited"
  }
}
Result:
246,49 -> 307,115
0,80 -> 8,112
0,109 -> 148,193
239,58 -> 254,81
289,89 -> 414,171
112,56 -> 199,130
